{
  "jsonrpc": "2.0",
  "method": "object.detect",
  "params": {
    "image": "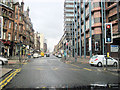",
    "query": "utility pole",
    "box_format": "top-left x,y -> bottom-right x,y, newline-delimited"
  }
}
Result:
76,1 -> 78,57
0,16 -> 3,56
89,0 -> 92,58
117,0 -> 120,73
72,20 -> 74,57
83,1 -> 86,59
103,0 -> 106,70
74,0 -> 76,57
101,0 -> 105,55
79,0 -> 82,58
